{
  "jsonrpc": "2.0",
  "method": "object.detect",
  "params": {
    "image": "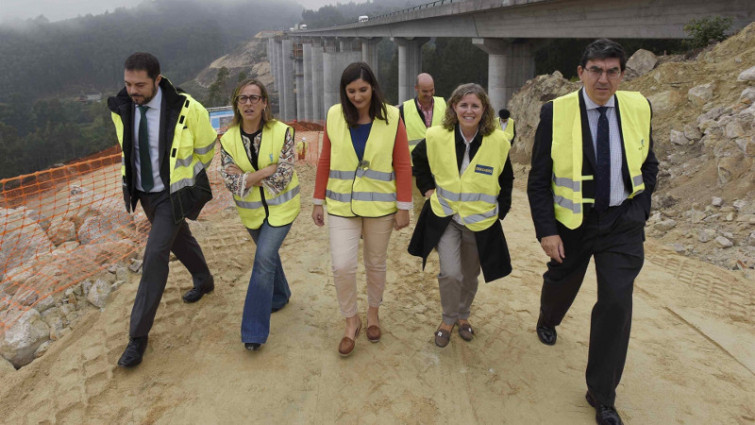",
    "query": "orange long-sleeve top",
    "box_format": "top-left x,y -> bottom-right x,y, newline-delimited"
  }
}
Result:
313,118 -> 413,210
